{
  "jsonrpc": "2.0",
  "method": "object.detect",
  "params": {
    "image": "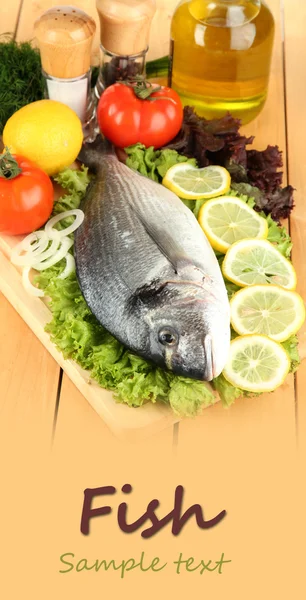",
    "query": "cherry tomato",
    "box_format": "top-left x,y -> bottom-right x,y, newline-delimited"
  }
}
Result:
97,82 -> 183,149
0,153 -> 54,236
